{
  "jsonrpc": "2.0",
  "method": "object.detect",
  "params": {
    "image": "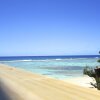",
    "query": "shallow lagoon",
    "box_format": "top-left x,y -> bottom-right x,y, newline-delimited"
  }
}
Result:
0,56 -> 100,79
